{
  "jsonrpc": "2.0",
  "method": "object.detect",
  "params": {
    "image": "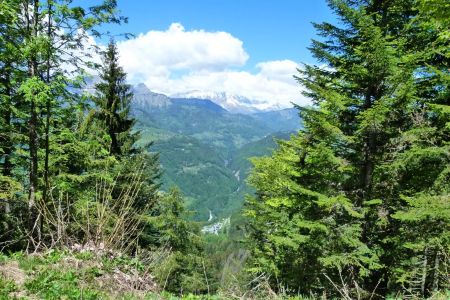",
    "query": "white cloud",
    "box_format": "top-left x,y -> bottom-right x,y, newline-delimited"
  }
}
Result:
117,23 -> 248,79
152,64 -> 304,108
116,23 -> 309,108
256,60 -> 300,81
